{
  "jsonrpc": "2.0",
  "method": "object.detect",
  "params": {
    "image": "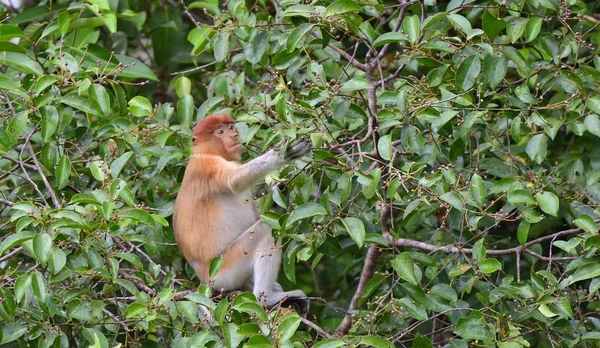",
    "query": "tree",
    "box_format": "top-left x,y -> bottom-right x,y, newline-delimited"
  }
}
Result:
1,0 -> 600,346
